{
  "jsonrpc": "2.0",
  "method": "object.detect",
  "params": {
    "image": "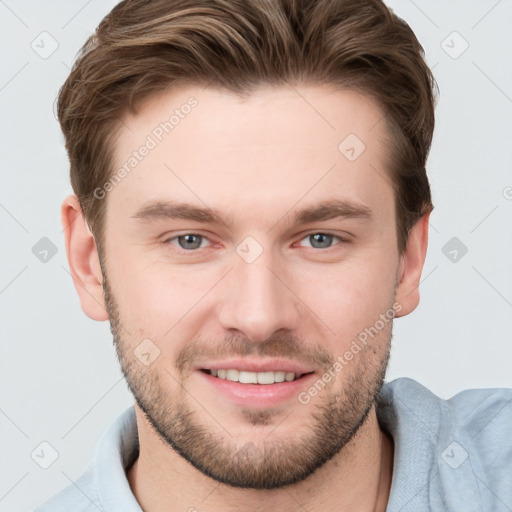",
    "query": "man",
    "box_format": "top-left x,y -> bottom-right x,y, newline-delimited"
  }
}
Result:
35,0 -> 511,510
